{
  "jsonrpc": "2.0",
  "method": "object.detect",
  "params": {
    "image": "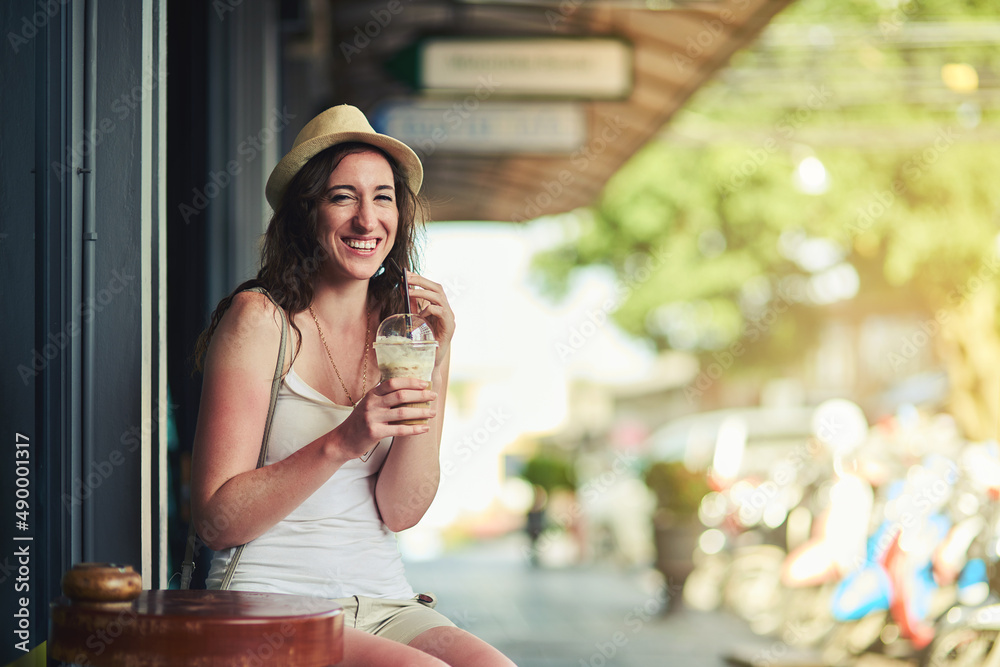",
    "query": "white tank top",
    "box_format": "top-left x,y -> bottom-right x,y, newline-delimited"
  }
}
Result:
205,366 -> 414,600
